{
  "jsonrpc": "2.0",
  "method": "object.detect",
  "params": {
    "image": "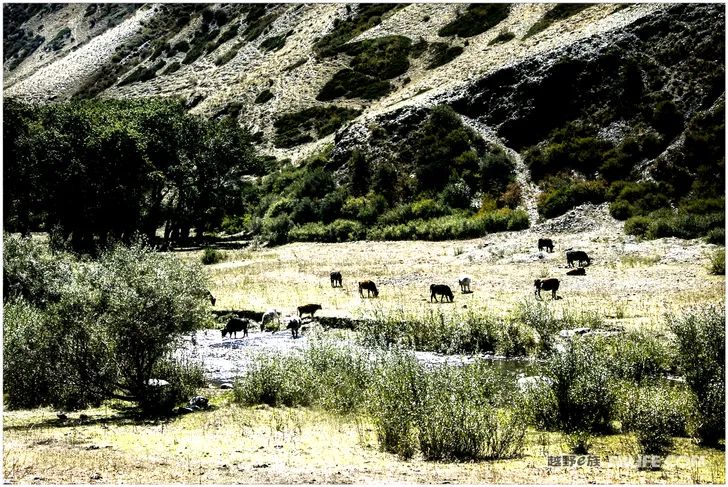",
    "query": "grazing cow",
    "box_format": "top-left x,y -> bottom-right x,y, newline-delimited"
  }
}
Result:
458,275 -> 472,293
534,278 -> 560,300
358,280 -> 379,298
430,284 -> 454,303
298,303 -> 322,318
538,238 -> 554,253
330,271 -> 343,288
285,316 -> 302,338
204,290 -> 216,306
566,267 -> 586,276
221,317 -> 249,338
566,250 -> 591,267
261,309 -> 281,331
